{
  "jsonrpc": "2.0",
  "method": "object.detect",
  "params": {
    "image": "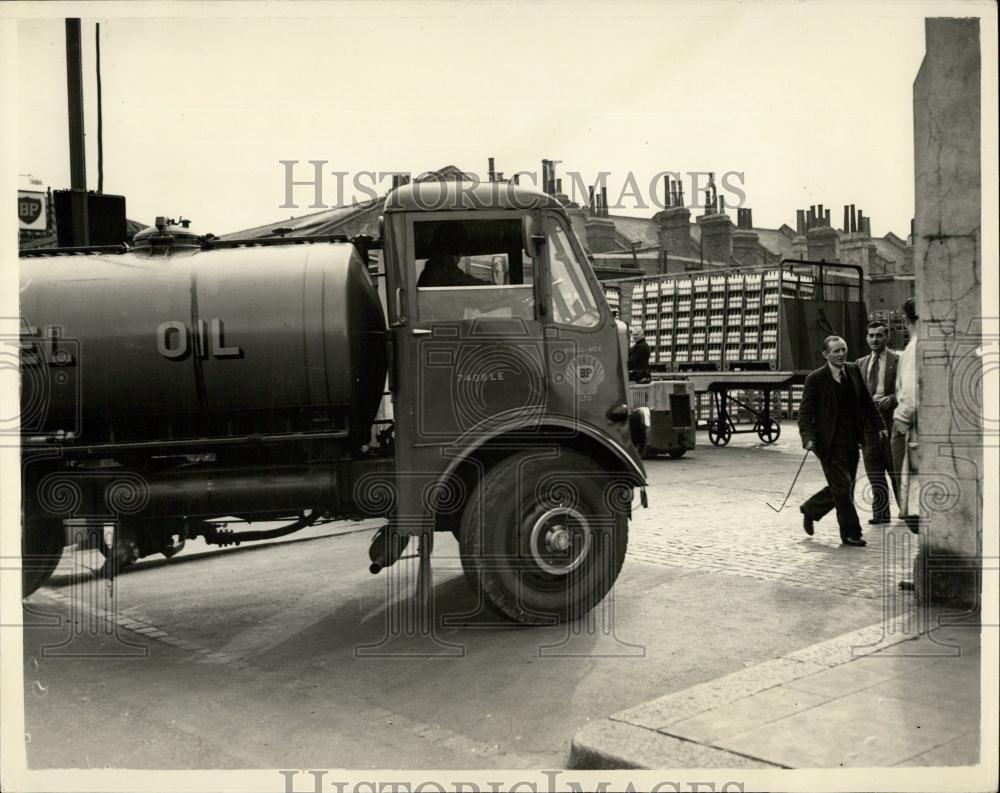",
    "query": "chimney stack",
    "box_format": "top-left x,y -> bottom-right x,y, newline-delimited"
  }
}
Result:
733,207 -> 761,266
697,174 -> 732,264
804,203 -> 839,261
584,184 -> 617,253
